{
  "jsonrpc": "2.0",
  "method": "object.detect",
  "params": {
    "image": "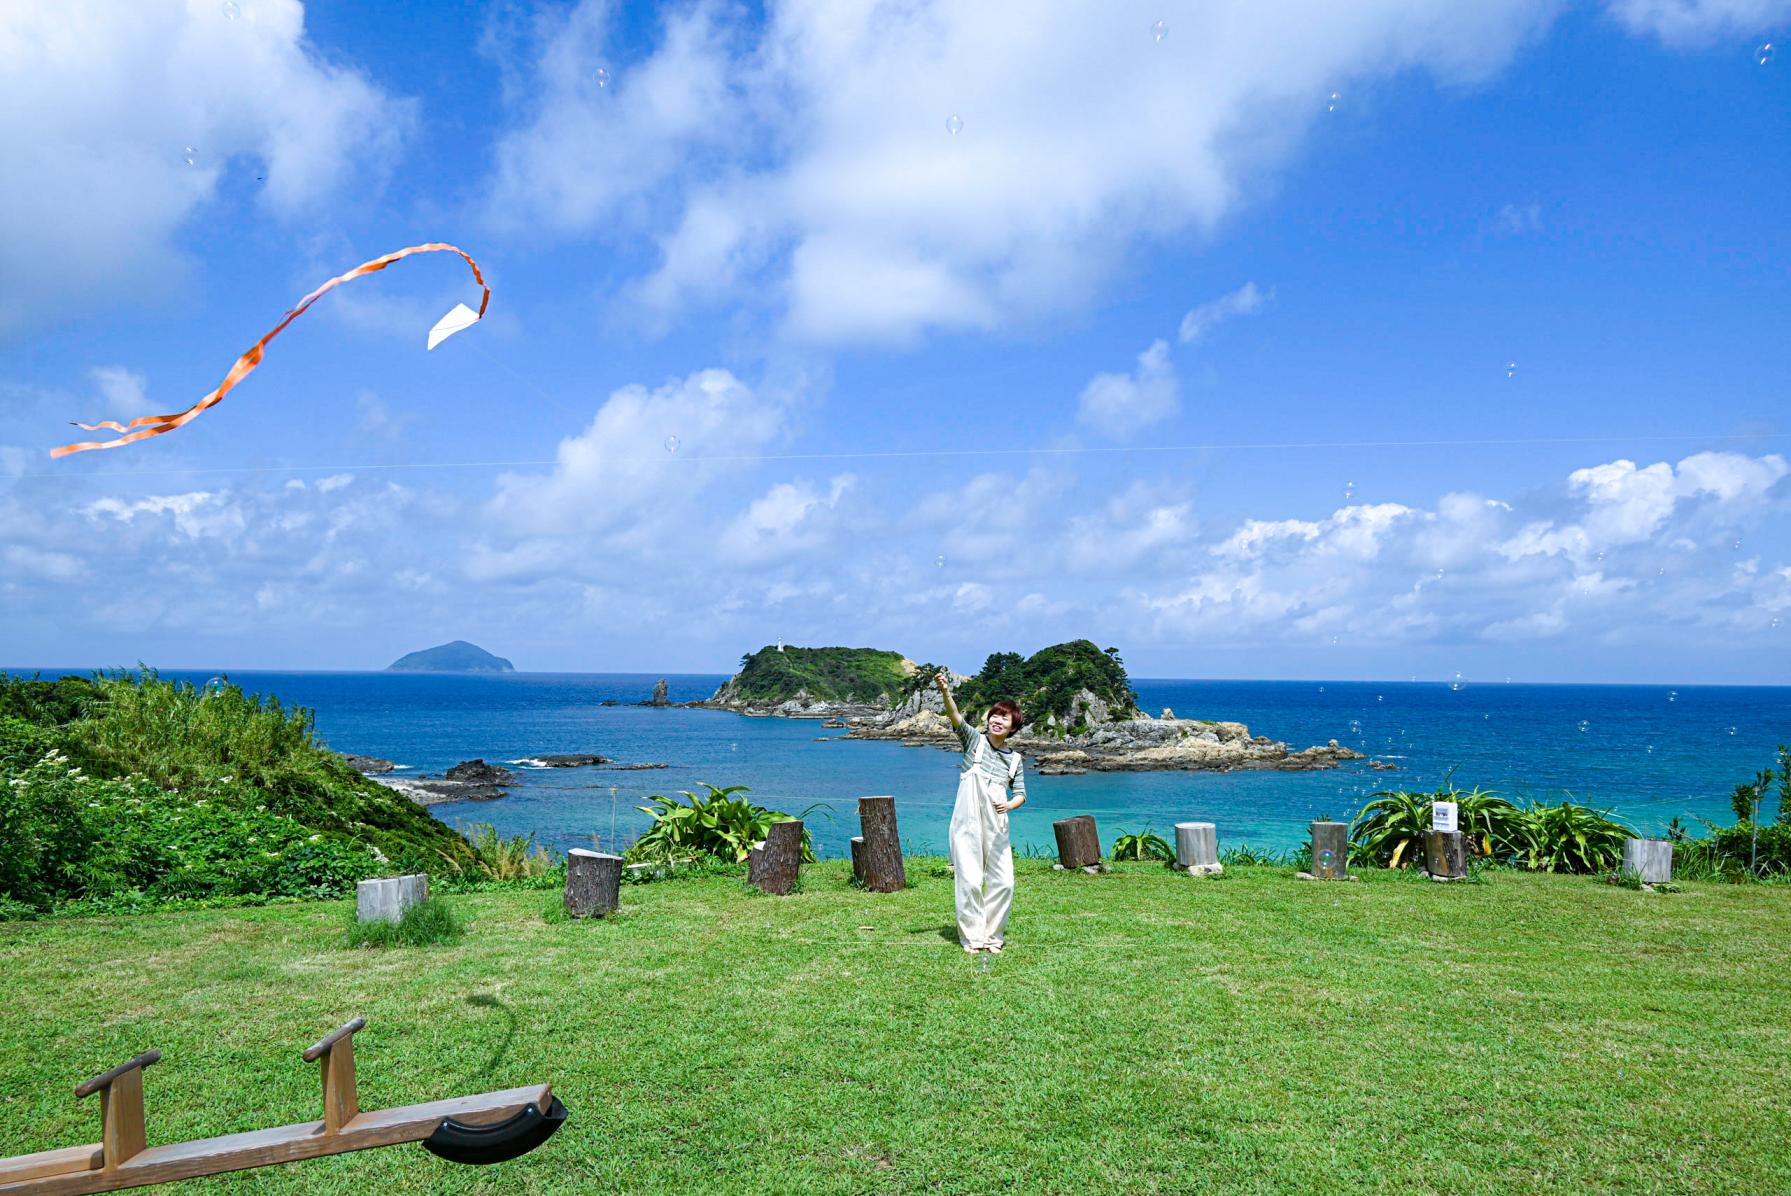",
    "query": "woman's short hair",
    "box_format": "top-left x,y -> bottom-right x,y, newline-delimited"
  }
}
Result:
988,699 -> 1025,731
